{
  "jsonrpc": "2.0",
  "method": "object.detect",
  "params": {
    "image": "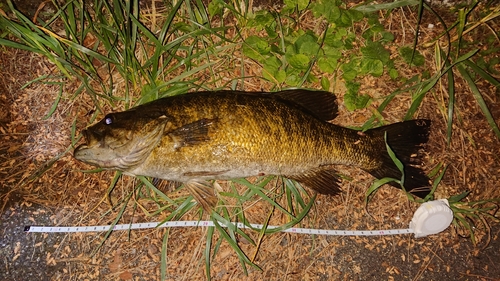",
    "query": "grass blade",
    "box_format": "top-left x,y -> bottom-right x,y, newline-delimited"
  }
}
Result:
456,63 -> 500,138
353,0 -> 419,13
405,49 -> 479,119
